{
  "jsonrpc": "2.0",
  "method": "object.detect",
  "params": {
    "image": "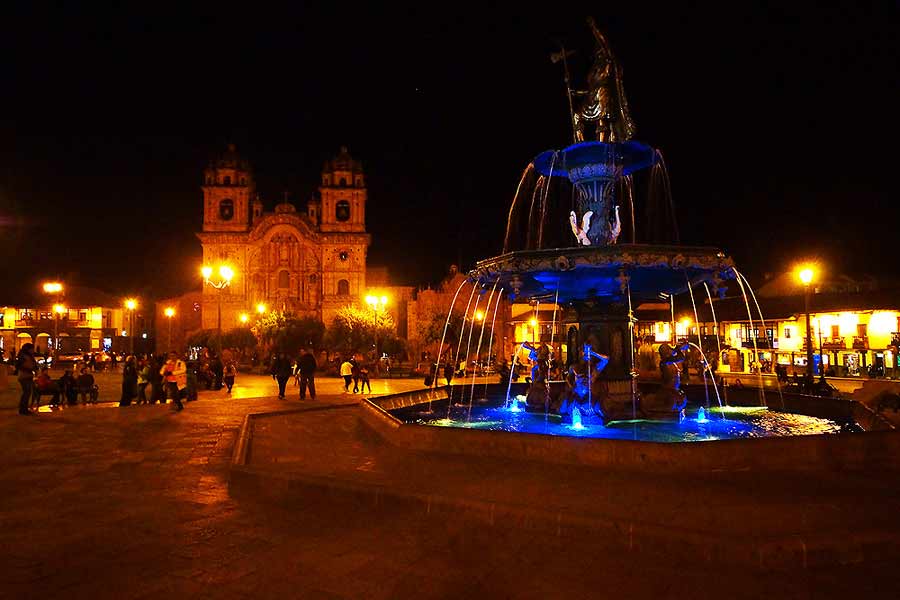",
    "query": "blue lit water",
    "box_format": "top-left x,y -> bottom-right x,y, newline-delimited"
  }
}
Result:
404,405 -> 843,443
